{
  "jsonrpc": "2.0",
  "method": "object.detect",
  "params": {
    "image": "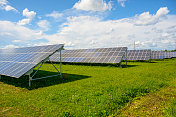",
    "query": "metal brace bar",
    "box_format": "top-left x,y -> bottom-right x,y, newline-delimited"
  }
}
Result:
28,50 -> 62,88
48,59 -> 60,73
31,60 -> 45,78
32,74 -> 60,81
